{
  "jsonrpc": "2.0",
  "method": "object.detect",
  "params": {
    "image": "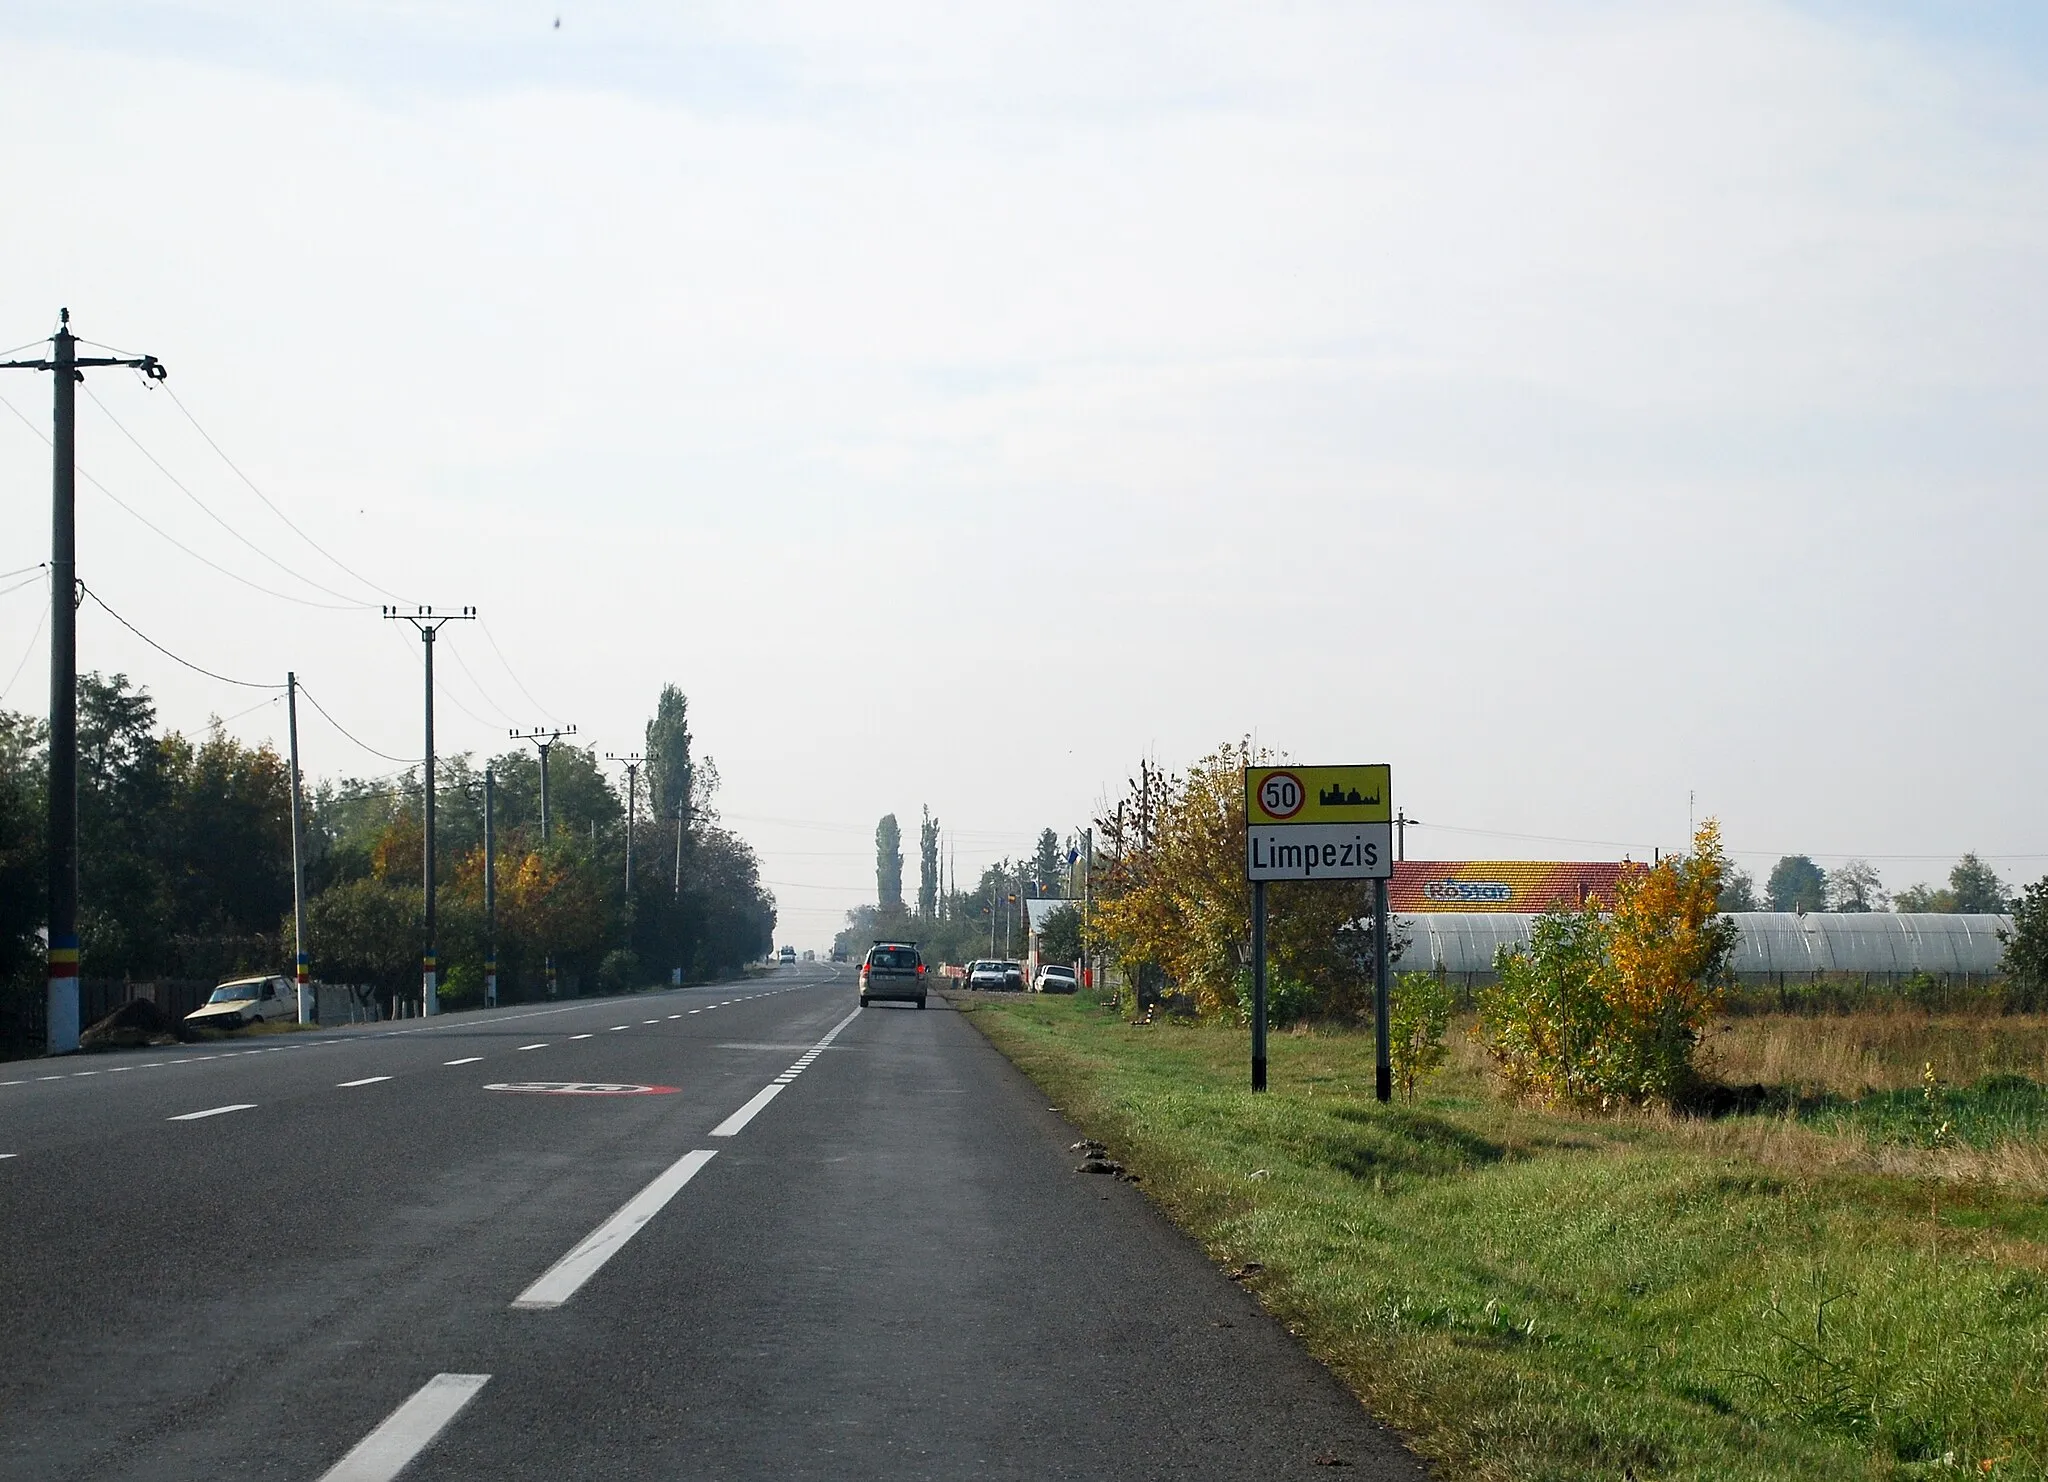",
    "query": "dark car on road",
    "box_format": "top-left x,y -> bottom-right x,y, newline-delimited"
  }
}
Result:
859,941 -> 927,1009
